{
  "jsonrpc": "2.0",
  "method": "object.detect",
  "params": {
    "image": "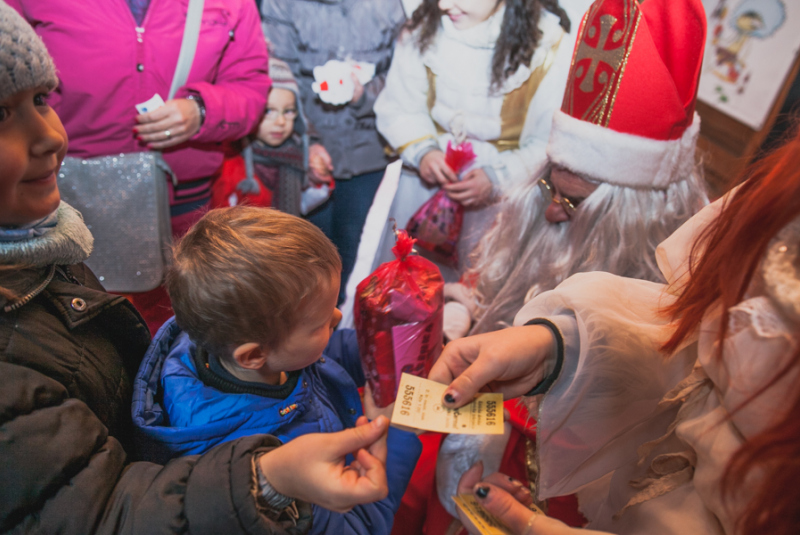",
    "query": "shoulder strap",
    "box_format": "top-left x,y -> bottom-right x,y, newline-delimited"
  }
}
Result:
168,0 -> 206,100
